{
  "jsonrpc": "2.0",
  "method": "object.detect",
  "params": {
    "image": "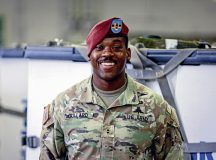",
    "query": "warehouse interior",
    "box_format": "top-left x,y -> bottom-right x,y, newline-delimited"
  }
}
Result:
1,0 -> 216,47
0,0 -> 216,159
